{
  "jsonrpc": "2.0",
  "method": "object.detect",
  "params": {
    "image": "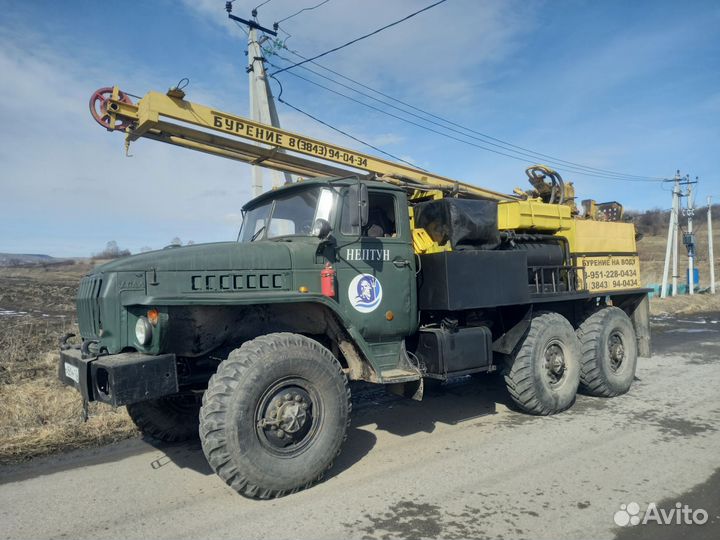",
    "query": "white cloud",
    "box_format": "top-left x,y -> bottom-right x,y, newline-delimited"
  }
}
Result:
366,132 -> 404,146
180,0 -> 535,102
0,23 -> 254,256
222,211 -> 244,226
